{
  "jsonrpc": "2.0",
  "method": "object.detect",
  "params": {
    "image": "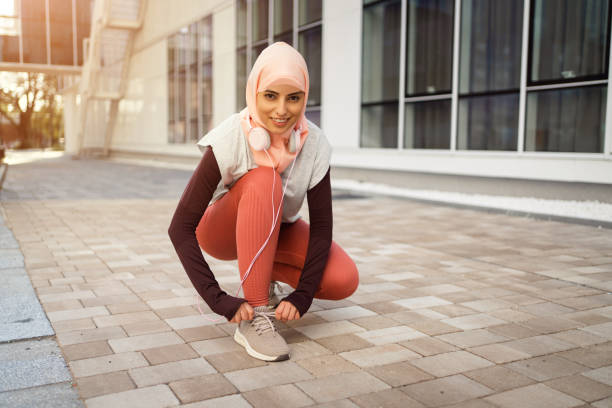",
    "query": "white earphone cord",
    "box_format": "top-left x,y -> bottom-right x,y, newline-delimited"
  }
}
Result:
196,148 -> 297,322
